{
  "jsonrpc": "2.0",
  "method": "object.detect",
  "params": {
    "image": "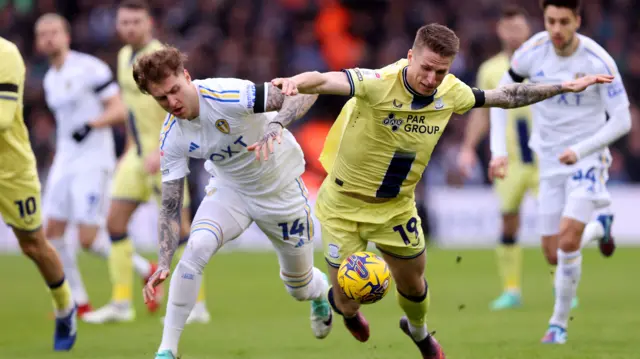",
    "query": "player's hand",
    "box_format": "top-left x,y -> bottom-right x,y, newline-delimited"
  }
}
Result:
559,148 -> 578,165
271,78 -> 299,96
143,266 -> 170,304
561,74 -> 614,93
72,124 -> 93,142
488,156 -> 508,181
144,151 -> 161,174
247,122 -> 283,161
457,146 -> 478,179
